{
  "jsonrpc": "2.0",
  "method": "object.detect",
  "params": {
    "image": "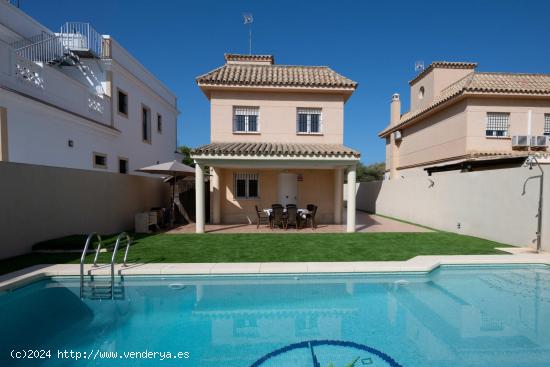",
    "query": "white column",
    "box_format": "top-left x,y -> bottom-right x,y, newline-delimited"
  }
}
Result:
195,162 -> 205,233
210,167 -> 221,224
334,168 -> 343,224
346,165 -> 357,233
